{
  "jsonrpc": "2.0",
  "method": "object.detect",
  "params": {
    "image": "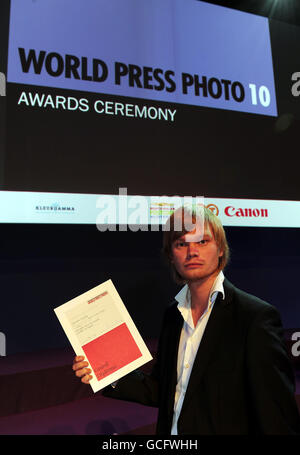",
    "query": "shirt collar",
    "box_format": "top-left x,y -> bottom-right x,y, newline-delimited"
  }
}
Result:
175,270 -> 225,311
